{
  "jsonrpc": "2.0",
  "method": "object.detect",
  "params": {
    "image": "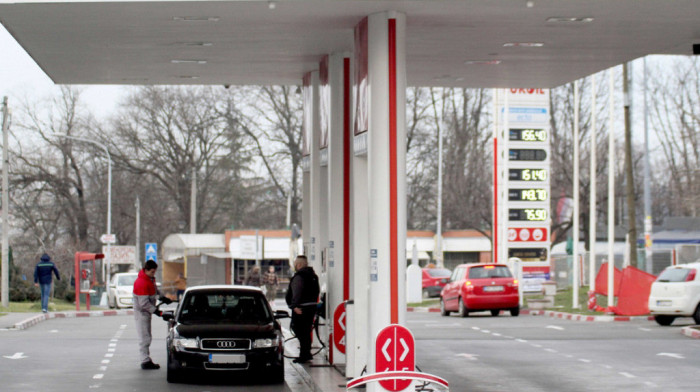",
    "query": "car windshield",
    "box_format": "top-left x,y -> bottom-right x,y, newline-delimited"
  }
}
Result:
179,292 -> 272,324
118,275 -> 137,286
426,268 -> 451,278
468,266 -> 512,279
657,268 -> 694,282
